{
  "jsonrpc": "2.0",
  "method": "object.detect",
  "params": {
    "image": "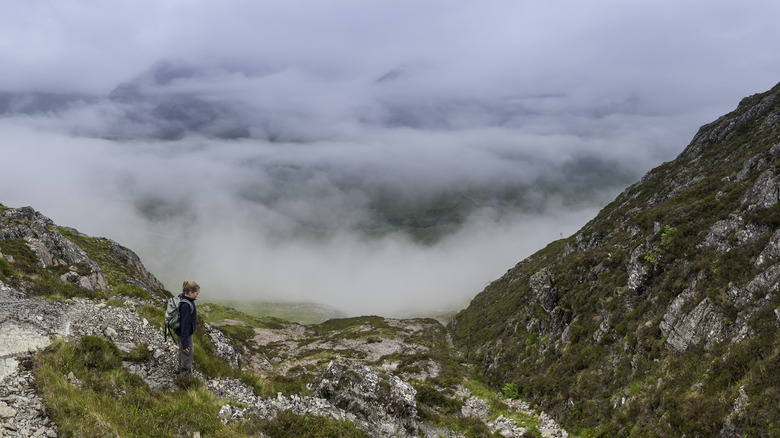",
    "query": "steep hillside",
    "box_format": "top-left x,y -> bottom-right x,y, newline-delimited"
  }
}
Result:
451,82 -> 780,436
